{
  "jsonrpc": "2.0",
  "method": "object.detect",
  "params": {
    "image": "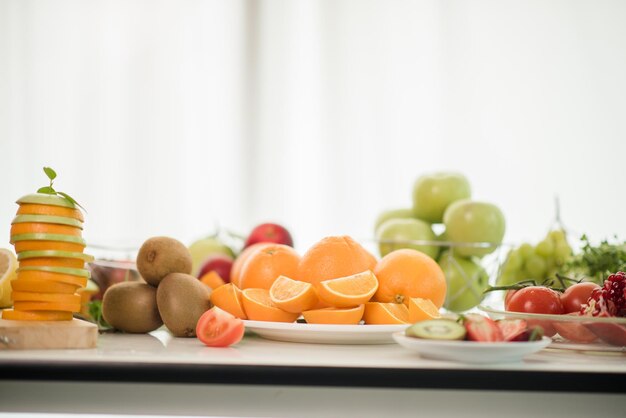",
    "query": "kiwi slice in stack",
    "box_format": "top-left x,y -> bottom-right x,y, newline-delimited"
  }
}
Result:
405,319 -> 466,341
